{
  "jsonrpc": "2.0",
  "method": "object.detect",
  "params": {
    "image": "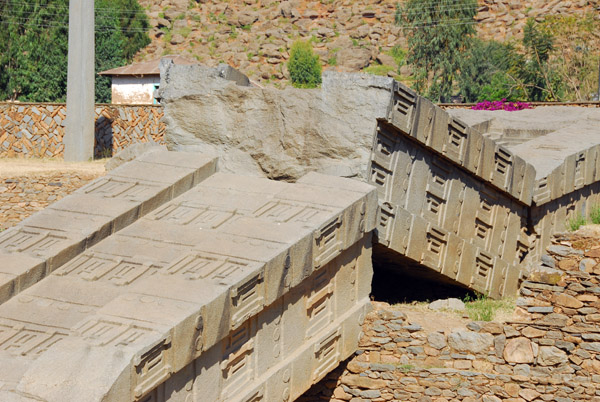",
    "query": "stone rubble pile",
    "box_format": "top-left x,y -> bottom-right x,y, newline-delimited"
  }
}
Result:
301,232 -> 600,401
